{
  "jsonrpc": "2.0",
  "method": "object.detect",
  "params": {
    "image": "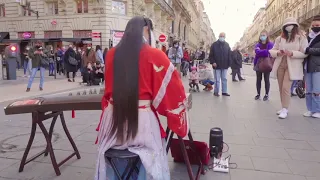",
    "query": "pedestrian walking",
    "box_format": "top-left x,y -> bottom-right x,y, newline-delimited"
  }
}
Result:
22,46 -> 31,77
26,41 -> 47,92
231,45 -> 245,82
269,17 -> 308,119
95,16 -> 186,180
254,30 -> 274,101
209,32 -> 231,97
304,15 -> 320,118
95,45 -> 104,64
